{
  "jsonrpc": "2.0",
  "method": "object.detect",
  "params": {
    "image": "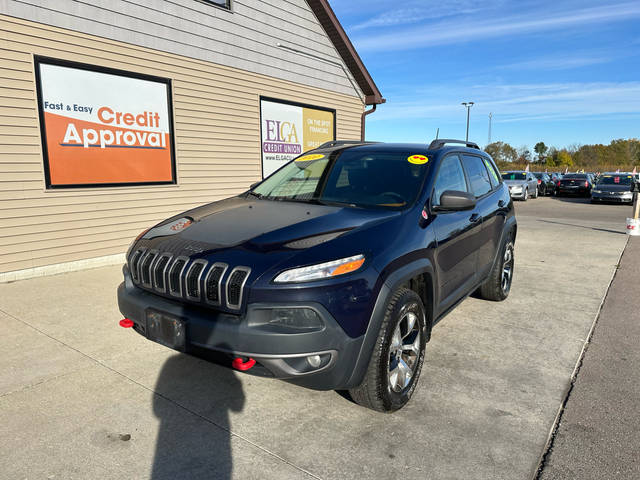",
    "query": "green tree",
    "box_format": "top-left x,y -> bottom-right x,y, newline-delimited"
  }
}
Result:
556,150 -> 573,167
534,142 -> 548,162
484,141 -> 517,163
